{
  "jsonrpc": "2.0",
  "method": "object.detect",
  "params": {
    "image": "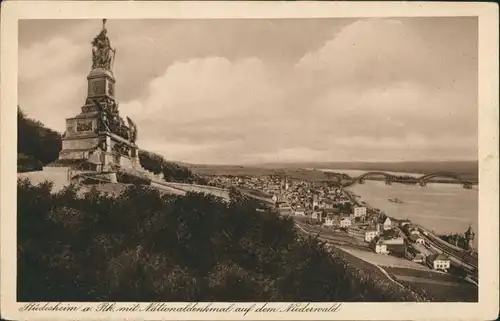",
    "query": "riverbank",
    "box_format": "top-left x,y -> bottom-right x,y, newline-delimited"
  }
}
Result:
293,207 -> 478,302
342,187 -> 478,270
344,176 -> 477,186
344,180 -> 478,248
